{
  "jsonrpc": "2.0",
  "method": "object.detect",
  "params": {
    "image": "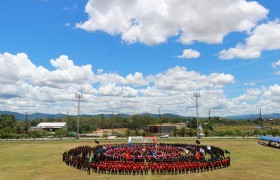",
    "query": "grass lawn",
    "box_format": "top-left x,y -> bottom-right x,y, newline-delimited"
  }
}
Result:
0,139 -> 279,180
214,125 -> 280,131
